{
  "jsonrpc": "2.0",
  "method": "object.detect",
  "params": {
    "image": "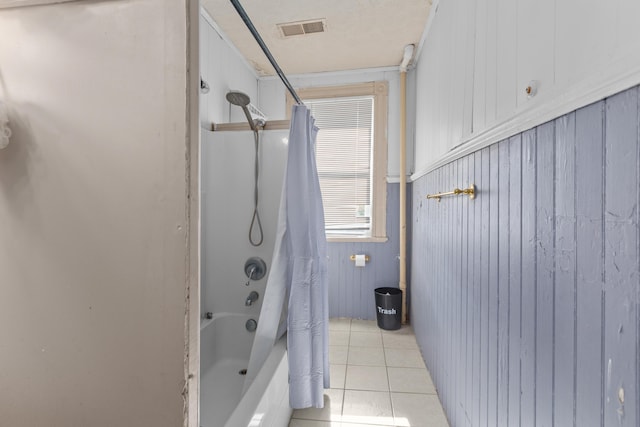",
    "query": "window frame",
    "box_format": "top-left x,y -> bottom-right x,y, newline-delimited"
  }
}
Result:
286,81 -> 388,243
